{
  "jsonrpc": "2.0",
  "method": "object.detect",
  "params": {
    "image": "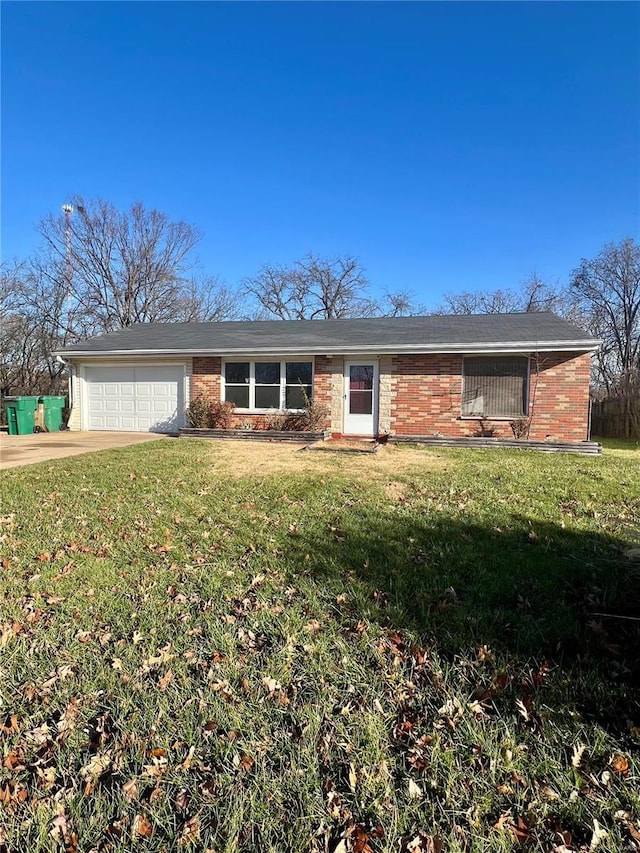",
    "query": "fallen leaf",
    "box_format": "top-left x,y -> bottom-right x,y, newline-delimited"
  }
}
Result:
408,778 -> 423,800
571,742 -> 586,768
609,753 -> 629,776
158,669 -> 174,690
132,814 -> 153,838
123,779 -> 139,800
262,676 -> 281,694
589,819 -> 608,851
80,752 -> 112,780
178,815 -> 201,845
175,789 -> 190,813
